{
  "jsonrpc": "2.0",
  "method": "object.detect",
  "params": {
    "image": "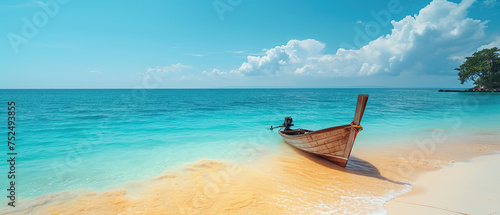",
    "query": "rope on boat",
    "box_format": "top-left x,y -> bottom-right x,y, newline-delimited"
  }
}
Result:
350,121 -> 363,139
350,121 -> 363,131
